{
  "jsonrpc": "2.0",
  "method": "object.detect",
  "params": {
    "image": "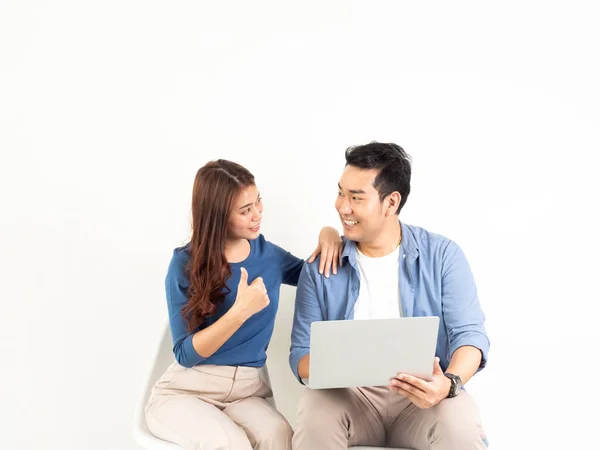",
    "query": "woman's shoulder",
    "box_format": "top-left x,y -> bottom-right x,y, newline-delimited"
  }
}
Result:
166,243 -> 191,285
172,243 -> 191,263
251,234 -> 293,260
